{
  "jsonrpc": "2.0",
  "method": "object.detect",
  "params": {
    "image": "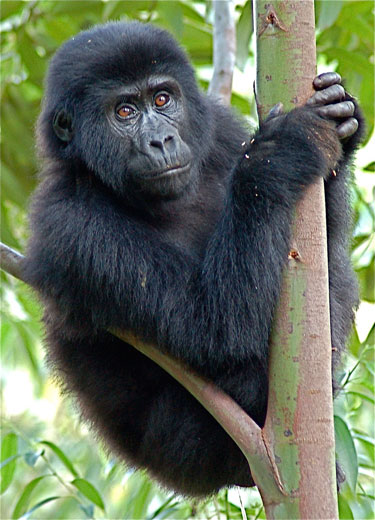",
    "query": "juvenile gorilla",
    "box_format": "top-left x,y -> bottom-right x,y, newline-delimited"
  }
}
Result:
25,22 -> 363,496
